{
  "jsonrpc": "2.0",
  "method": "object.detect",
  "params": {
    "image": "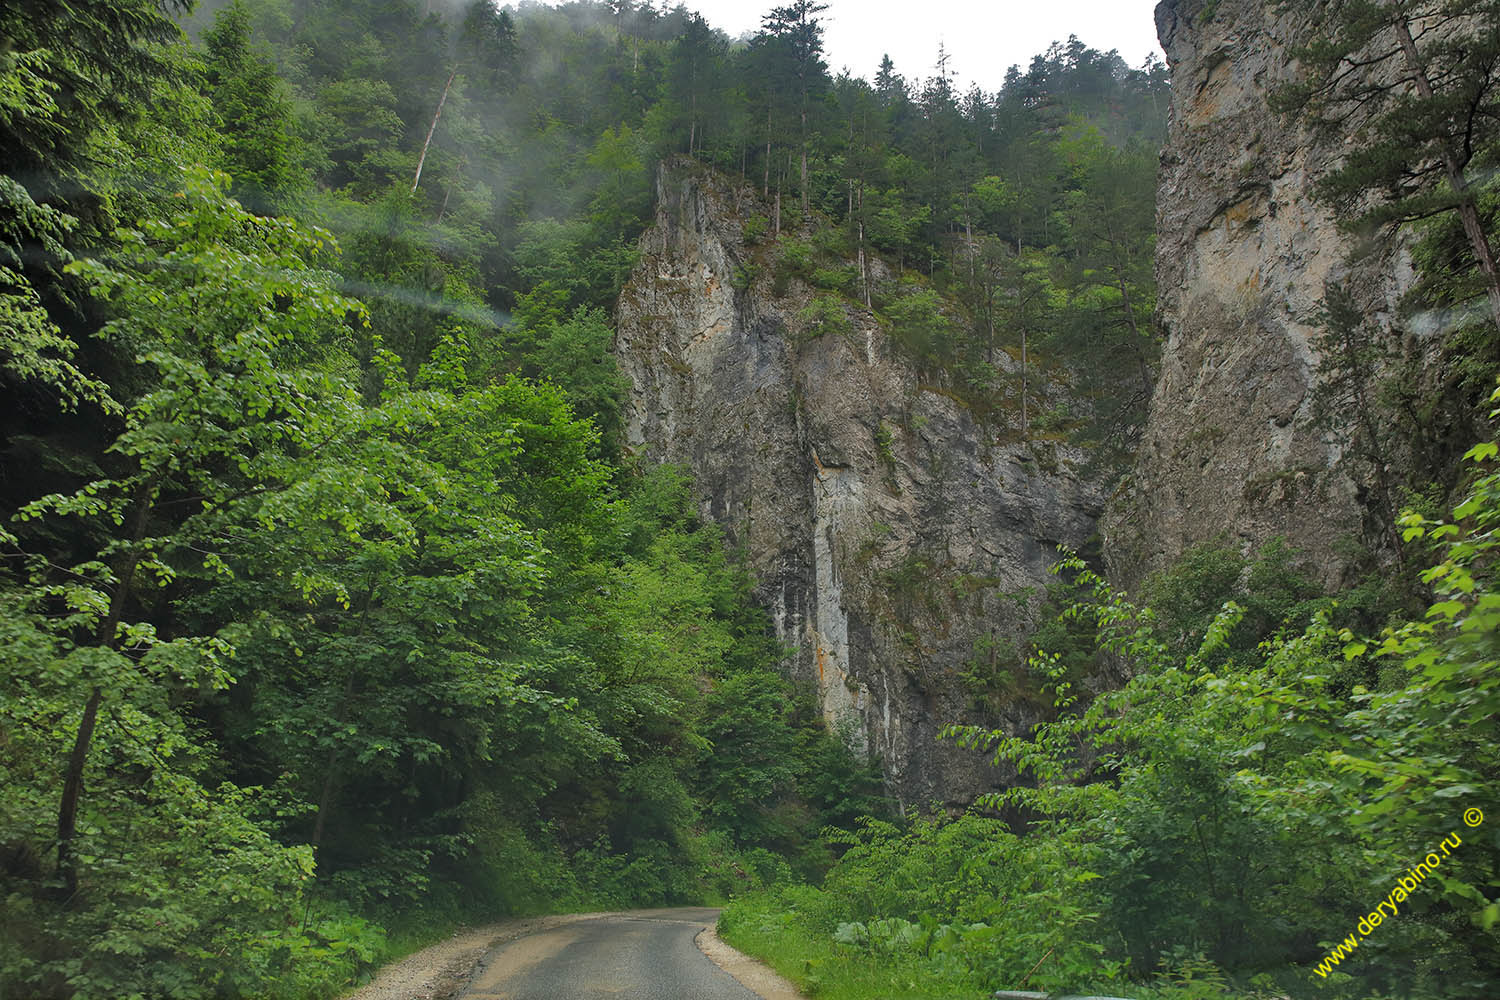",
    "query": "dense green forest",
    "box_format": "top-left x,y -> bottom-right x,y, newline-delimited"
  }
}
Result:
2,0 -> 1497,998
